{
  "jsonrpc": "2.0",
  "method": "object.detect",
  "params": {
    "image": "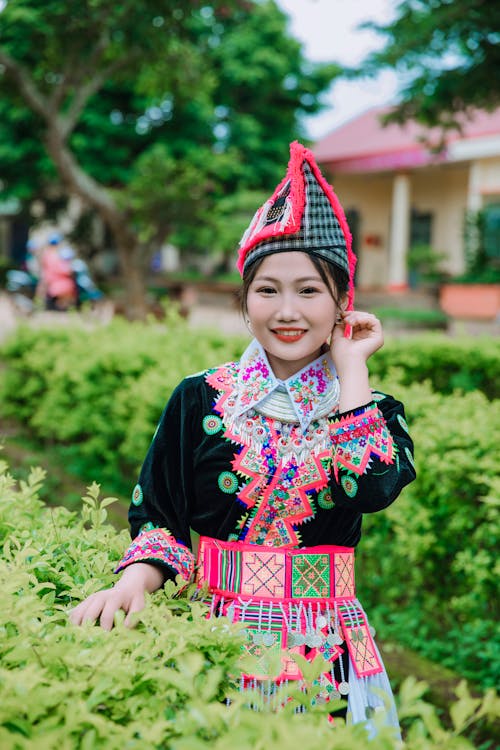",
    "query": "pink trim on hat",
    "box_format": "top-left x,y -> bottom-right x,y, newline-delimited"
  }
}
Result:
236,142 -> 307,275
